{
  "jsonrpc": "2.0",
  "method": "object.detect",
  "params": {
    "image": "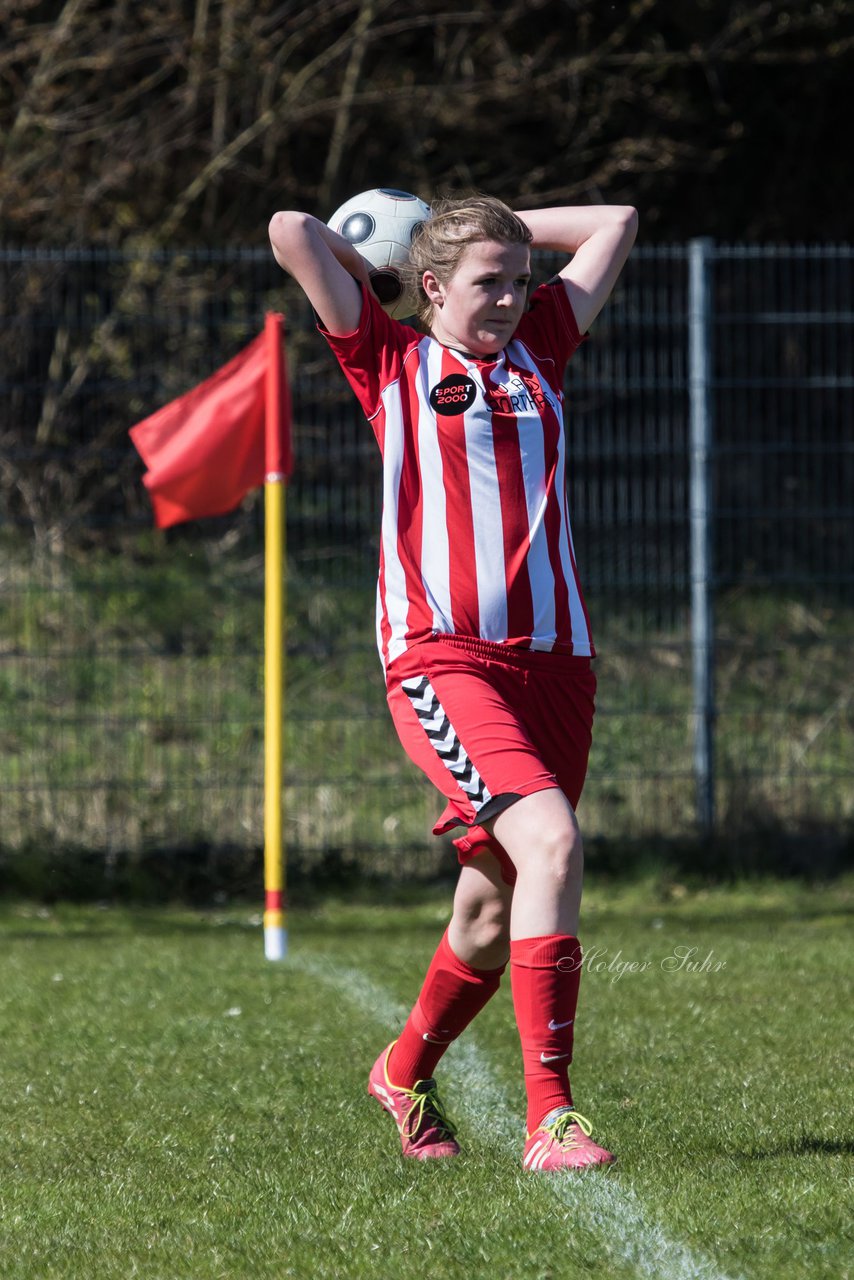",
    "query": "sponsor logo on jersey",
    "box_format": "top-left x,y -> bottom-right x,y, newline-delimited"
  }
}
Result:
484,372 -> 559,416
429,374 -> 477,415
